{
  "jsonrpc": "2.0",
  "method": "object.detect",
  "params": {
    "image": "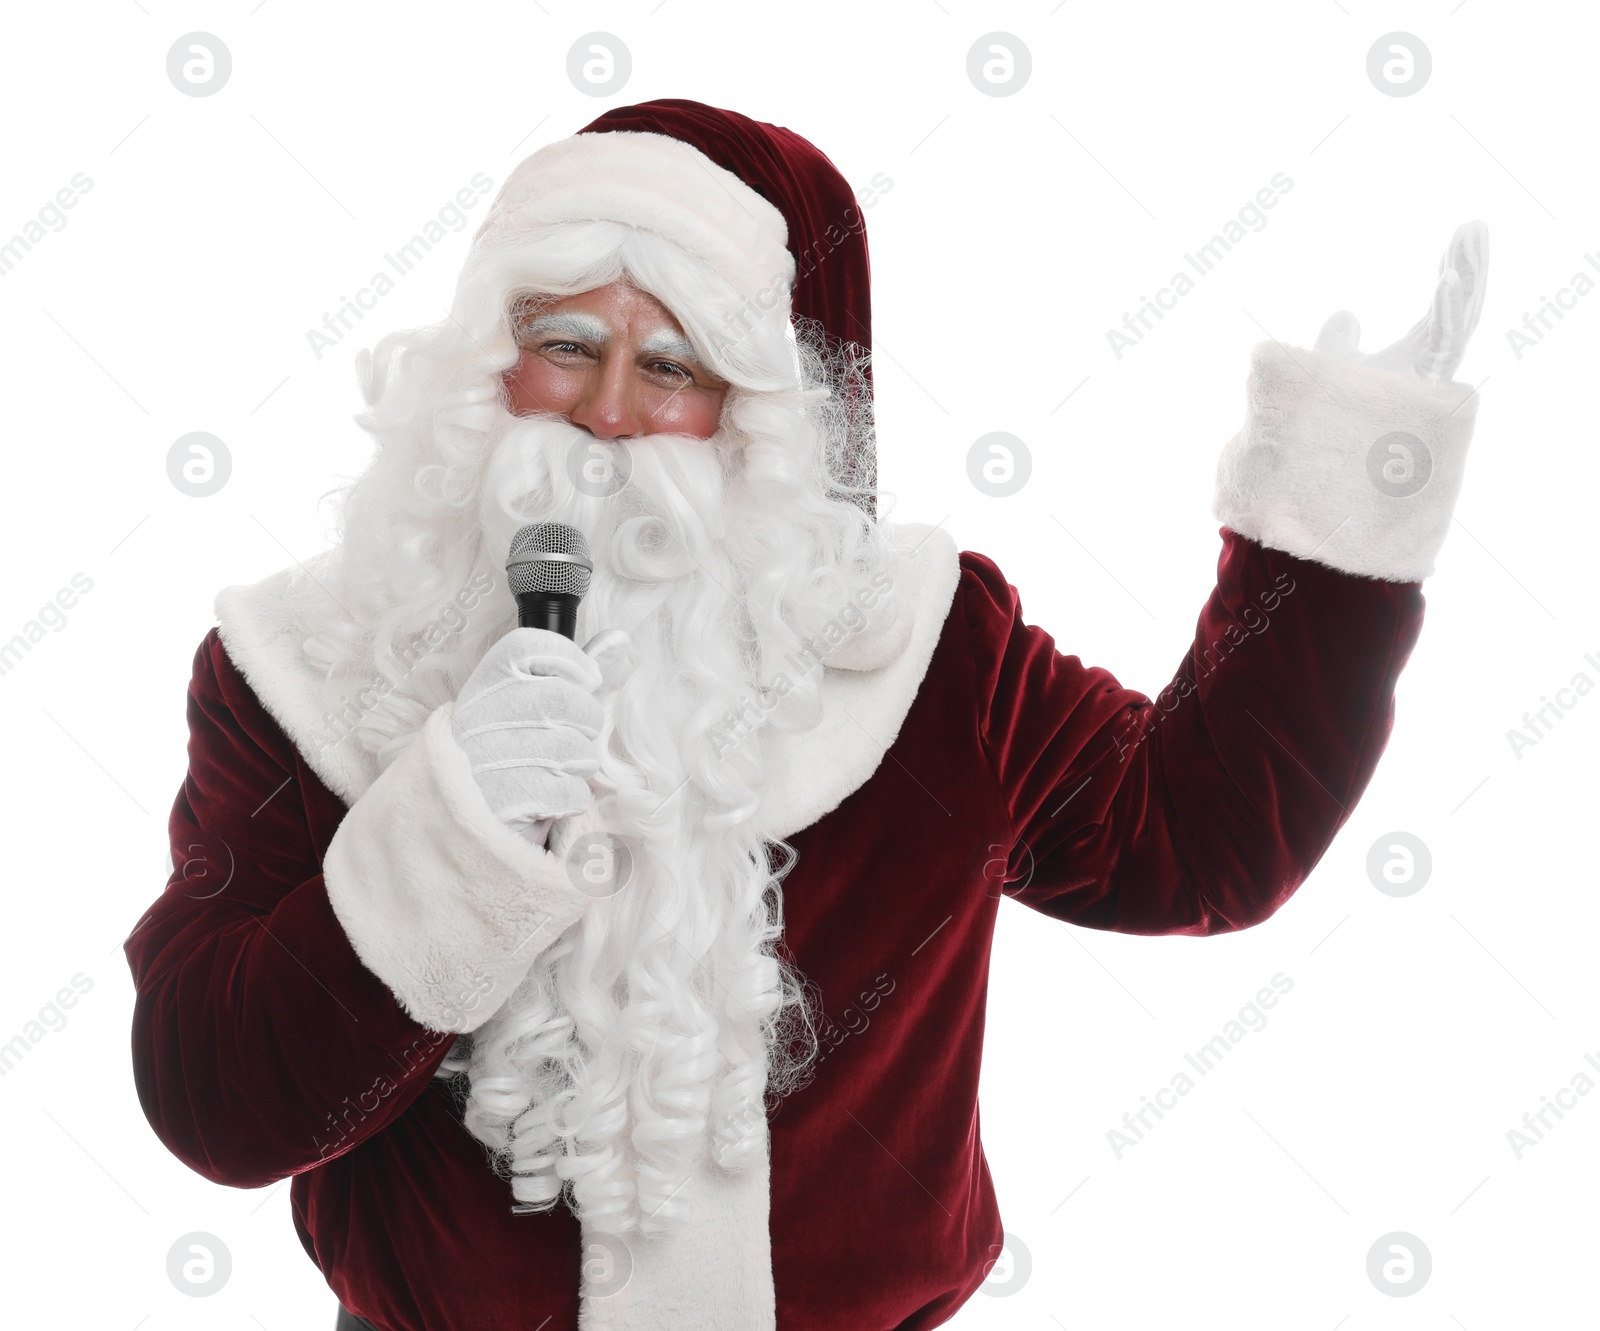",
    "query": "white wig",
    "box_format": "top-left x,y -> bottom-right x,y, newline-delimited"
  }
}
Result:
301,218 -> 901,1235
